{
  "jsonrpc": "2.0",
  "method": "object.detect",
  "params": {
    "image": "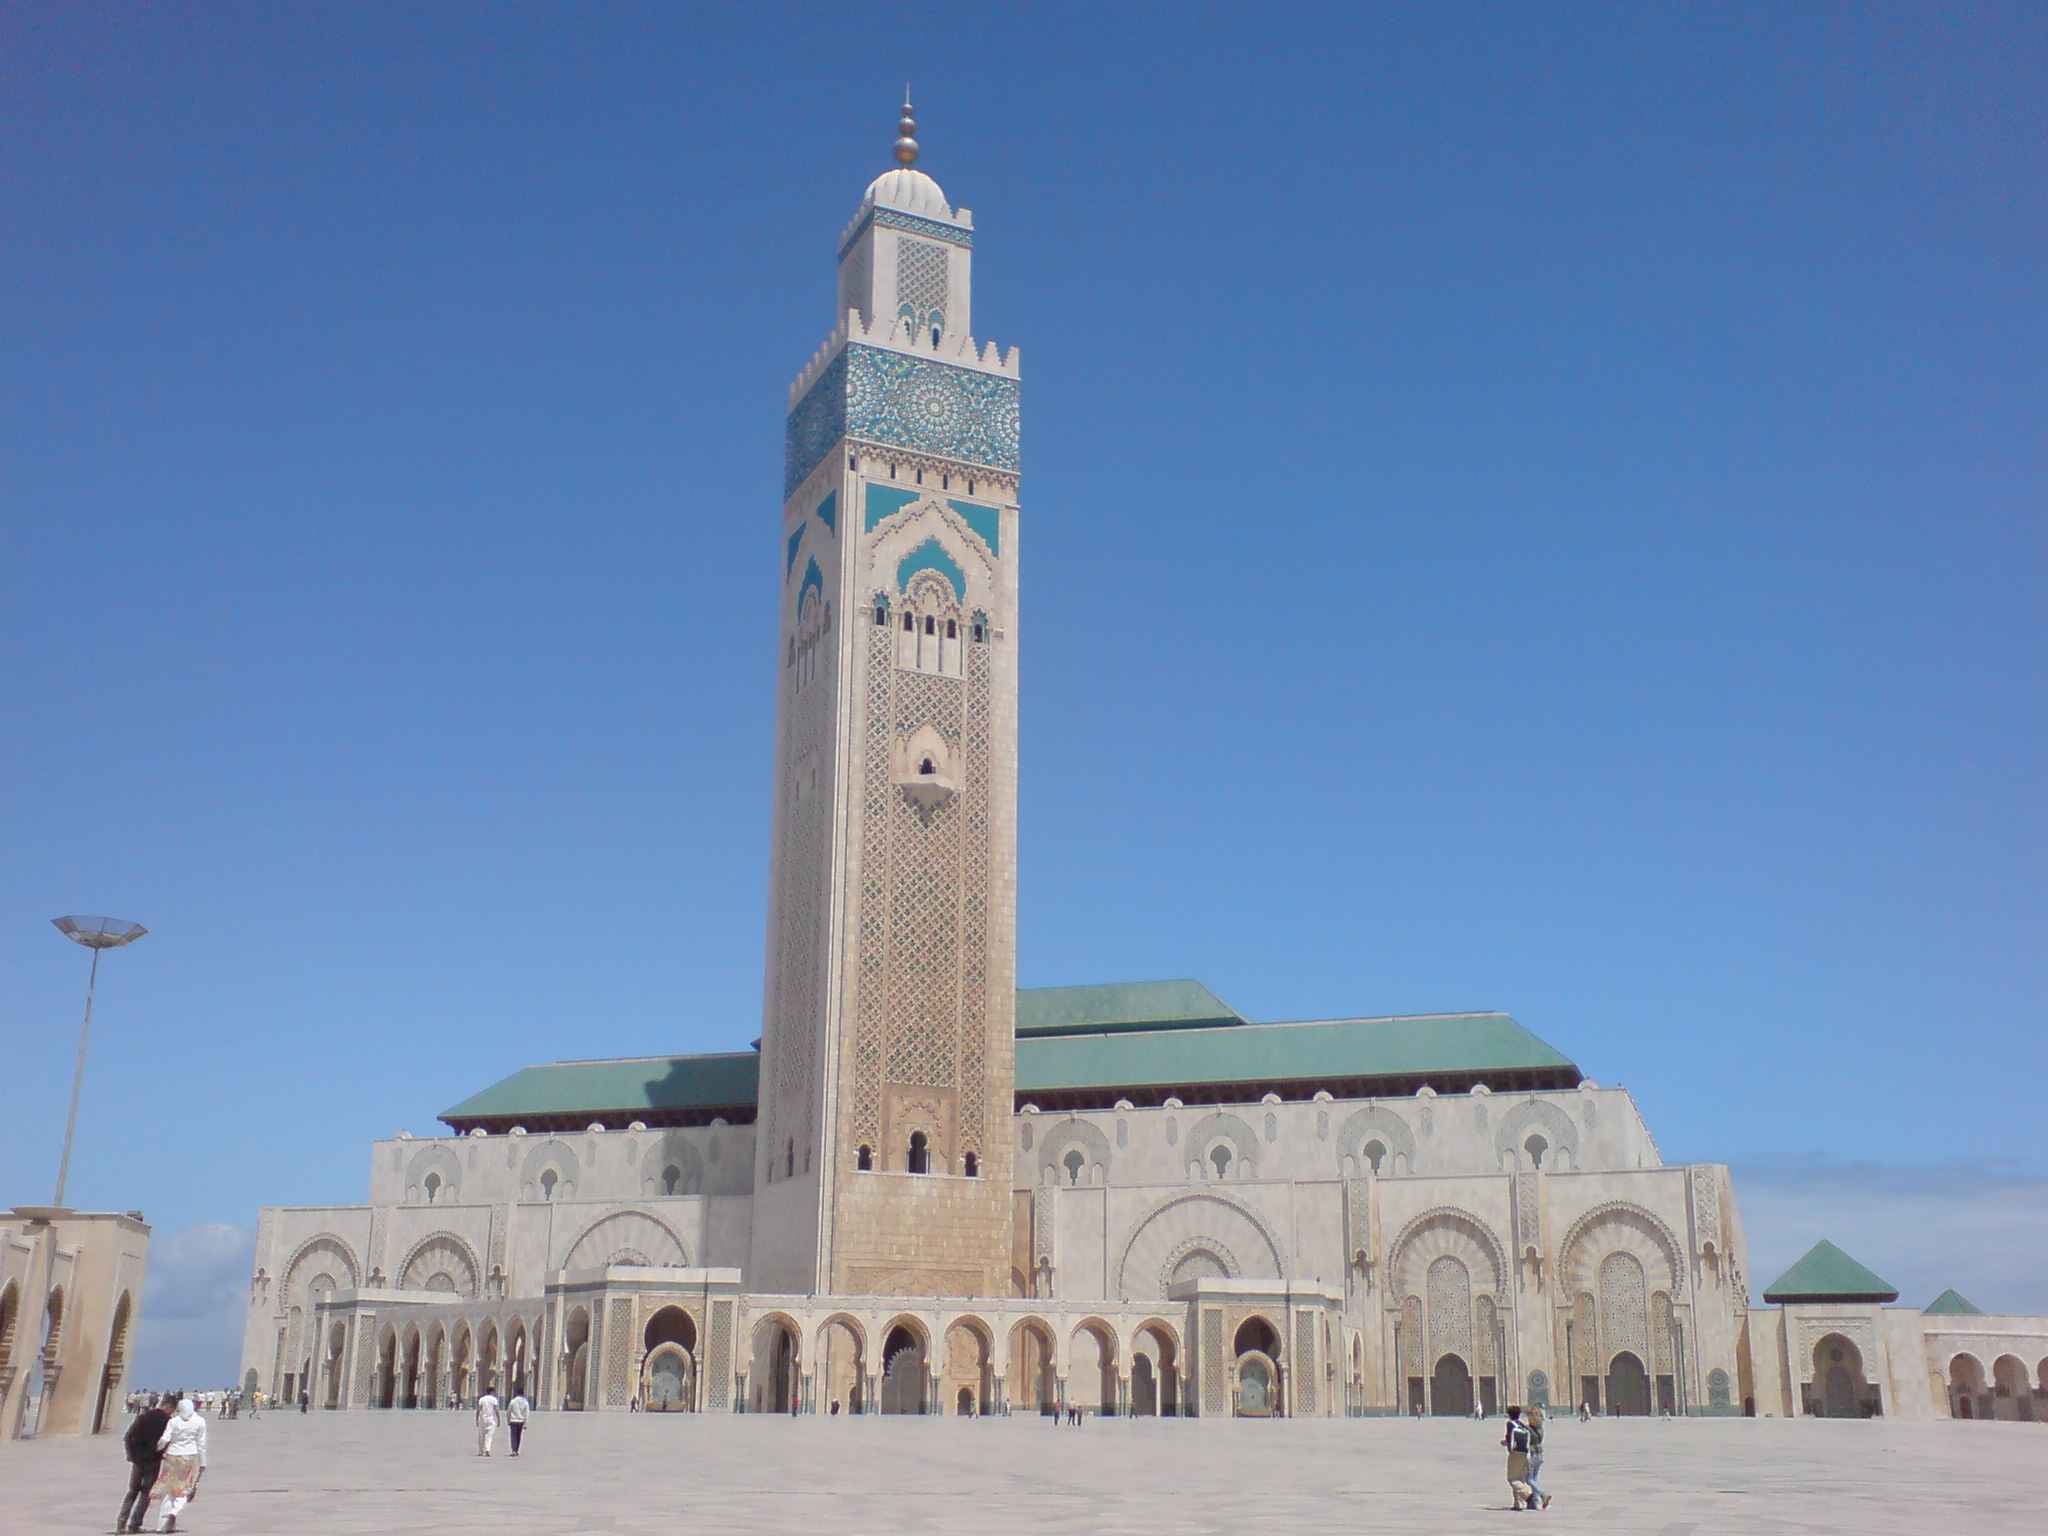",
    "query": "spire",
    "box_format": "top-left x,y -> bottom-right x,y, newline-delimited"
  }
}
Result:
894,87 -> 919,167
